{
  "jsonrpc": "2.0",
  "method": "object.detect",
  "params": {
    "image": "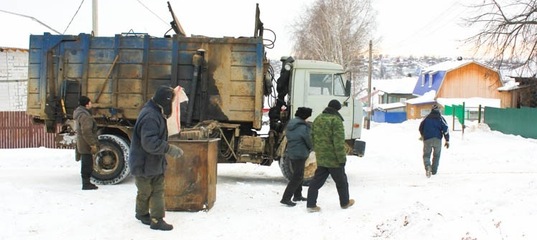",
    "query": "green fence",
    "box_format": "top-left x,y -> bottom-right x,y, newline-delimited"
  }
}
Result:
444,104 -> 466,126
484,107 -> 537,139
